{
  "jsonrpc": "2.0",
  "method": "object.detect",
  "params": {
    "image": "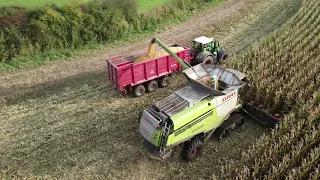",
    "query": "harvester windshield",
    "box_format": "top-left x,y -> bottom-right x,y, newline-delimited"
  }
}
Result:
192,36 -> 214,52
